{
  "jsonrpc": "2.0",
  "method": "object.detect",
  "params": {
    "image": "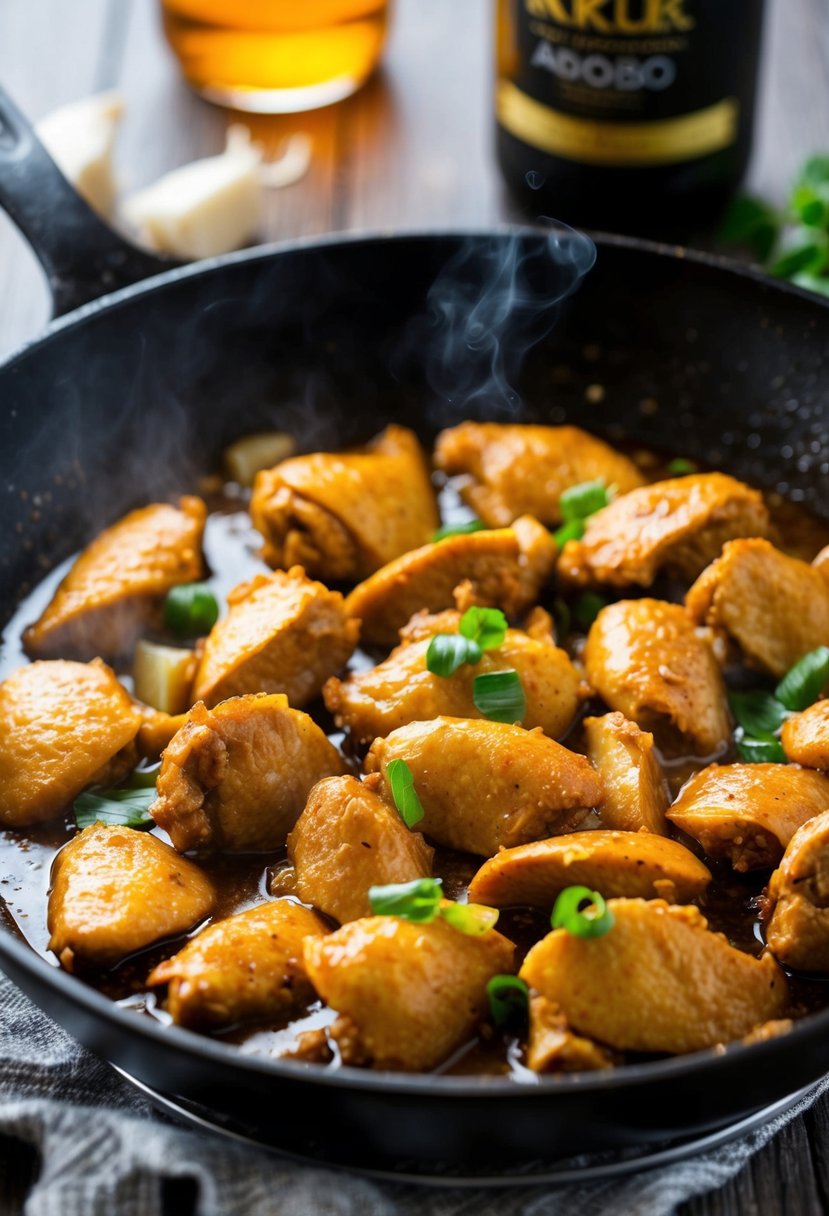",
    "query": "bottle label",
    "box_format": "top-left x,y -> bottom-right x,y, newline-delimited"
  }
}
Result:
498,0 -> 747,165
